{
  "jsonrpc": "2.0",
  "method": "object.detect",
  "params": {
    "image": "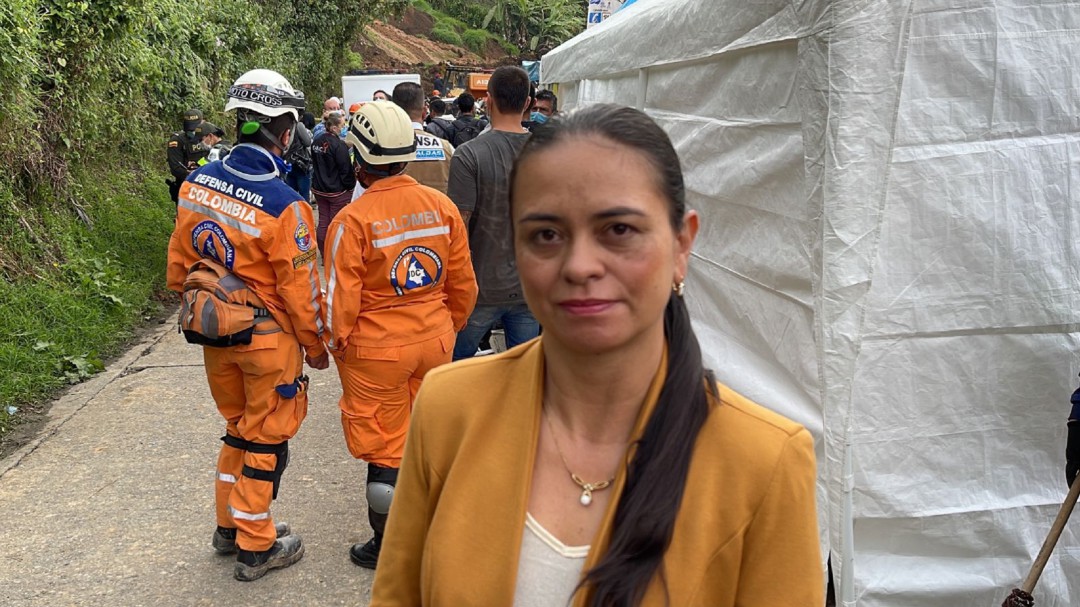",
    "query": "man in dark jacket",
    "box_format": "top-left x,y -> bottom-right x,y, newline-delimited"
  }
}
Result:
311,111 -> 356,253
425,98 -> 454,142
166,108 -> 205,204
448,93 -> 488,148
